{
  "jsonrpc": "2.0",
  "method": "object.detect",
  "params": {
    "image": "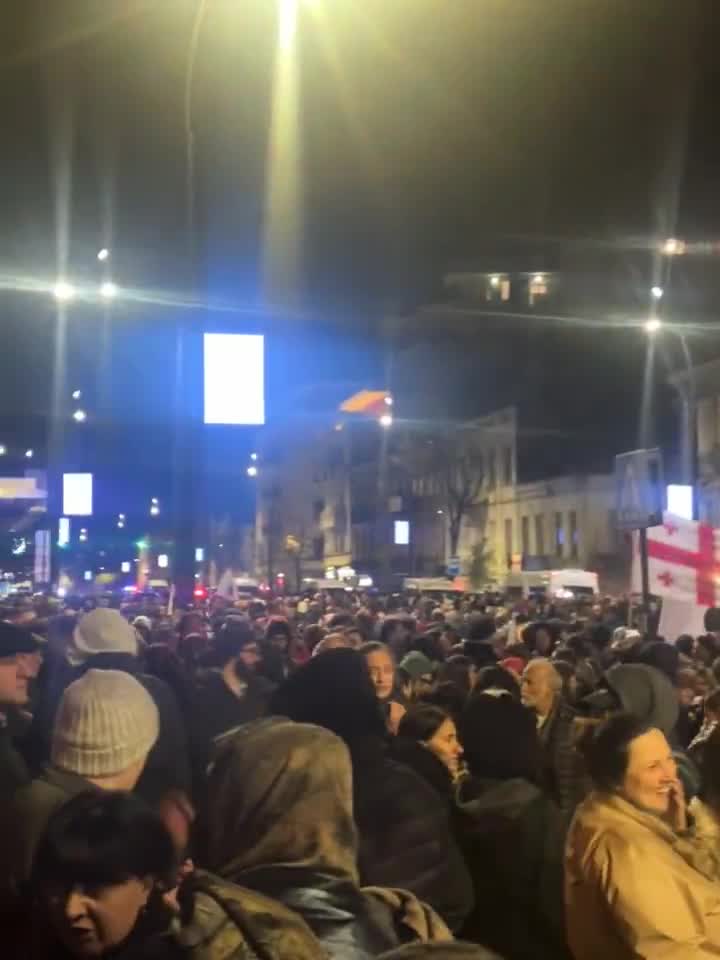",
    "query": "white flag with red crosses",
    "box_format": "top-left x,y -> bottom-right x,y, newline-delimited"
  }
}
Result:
632,512 -> 720,607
